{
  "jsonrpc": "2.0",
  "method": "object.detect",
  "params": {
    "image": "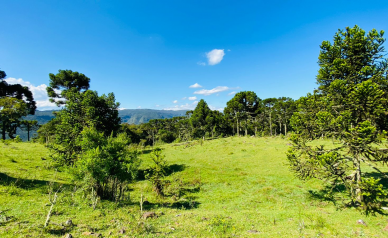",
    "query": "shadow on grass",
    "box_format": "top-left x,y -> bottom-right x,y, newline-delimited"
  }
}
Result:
307,172 -> 388,214
140,147 -> 165,155
142,198 -> 201,210
137,164 -> 186,180
0,172 -> 49,189
46,225 -> 74,236
364,172 -> 388,189
307,184 -> 346,206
